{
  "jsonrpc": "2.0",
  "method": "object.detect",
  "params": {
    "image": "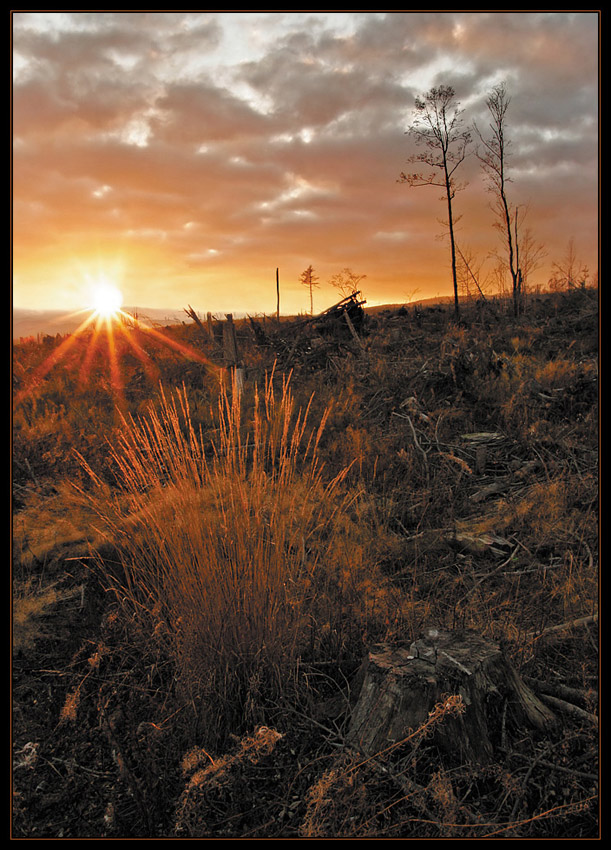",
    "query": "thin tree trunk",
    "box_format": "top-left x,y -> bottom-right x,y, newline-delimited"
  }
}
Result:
445,169 -> 460,320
